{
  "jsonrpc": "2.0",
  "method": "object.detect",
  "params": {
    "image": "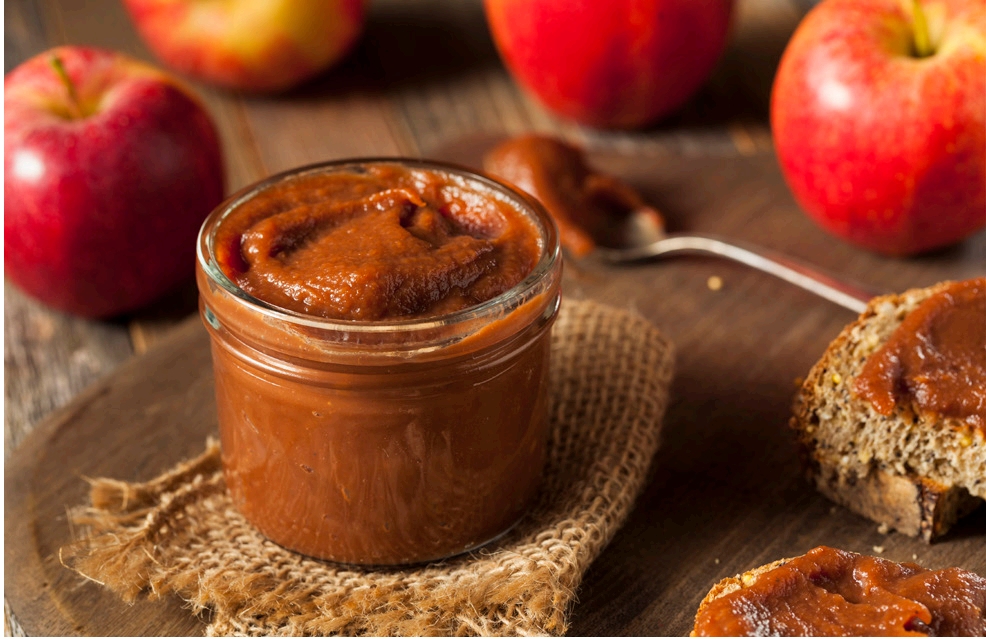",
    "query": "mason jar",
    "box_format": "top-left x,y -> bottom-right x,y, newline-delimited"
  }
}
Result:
195,159 -> 562,565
